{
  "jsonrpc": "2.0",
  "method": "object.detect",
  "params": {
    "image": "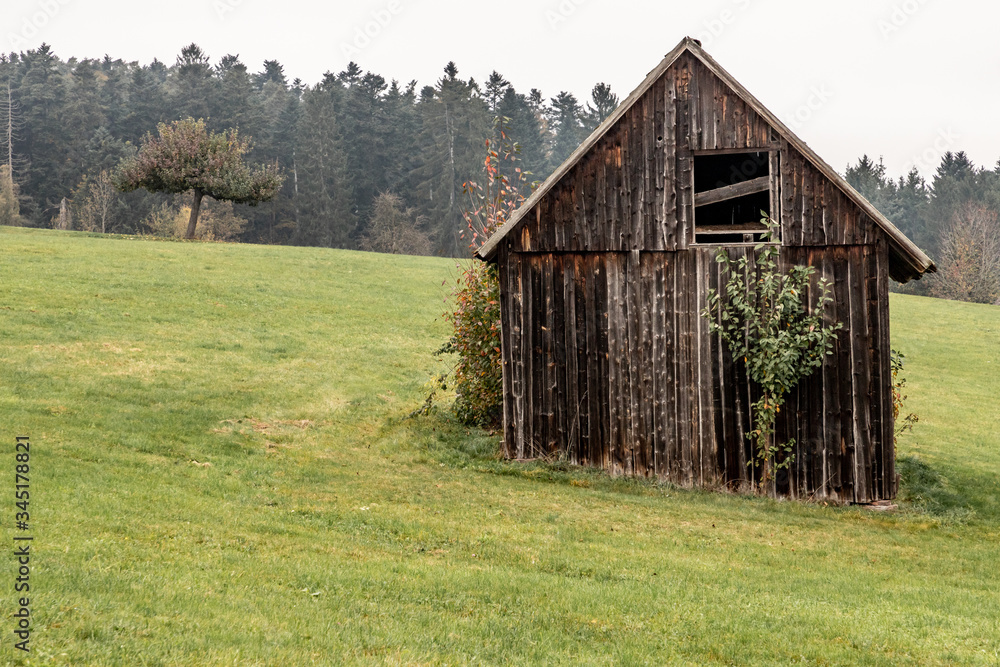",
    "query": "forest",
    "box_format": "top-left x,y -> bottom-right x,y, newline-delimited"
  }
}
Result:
1,43 -> 998,302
